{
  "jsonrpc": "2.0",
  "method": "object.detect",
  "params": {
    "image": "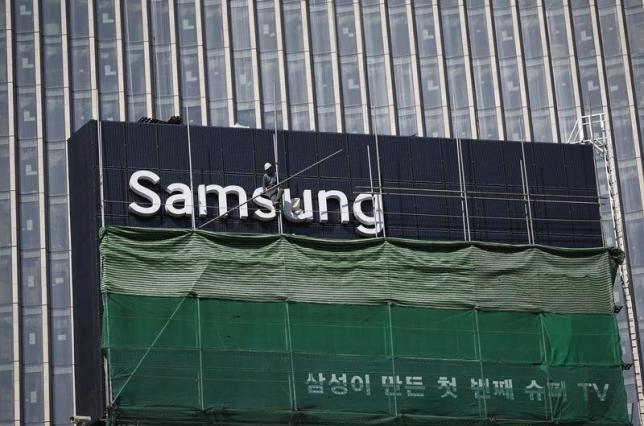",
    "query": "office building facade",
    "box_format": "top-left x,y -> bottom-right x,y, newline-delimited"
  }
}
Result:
1,0 -> 644,424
